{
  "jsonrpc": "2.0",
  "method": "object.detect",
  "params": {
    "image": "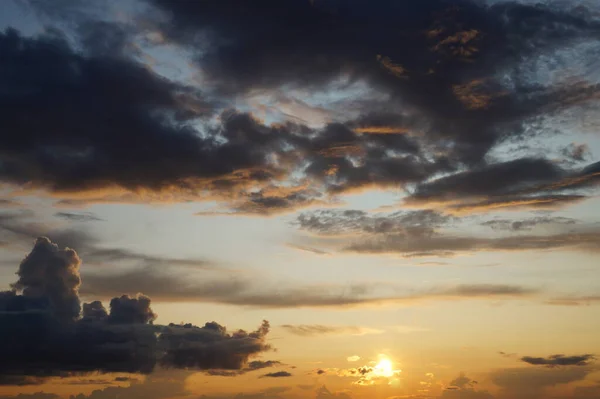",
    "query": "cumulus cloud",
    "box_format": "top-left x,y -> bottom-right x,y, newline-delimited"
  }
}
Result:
0,238 -> 273,385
